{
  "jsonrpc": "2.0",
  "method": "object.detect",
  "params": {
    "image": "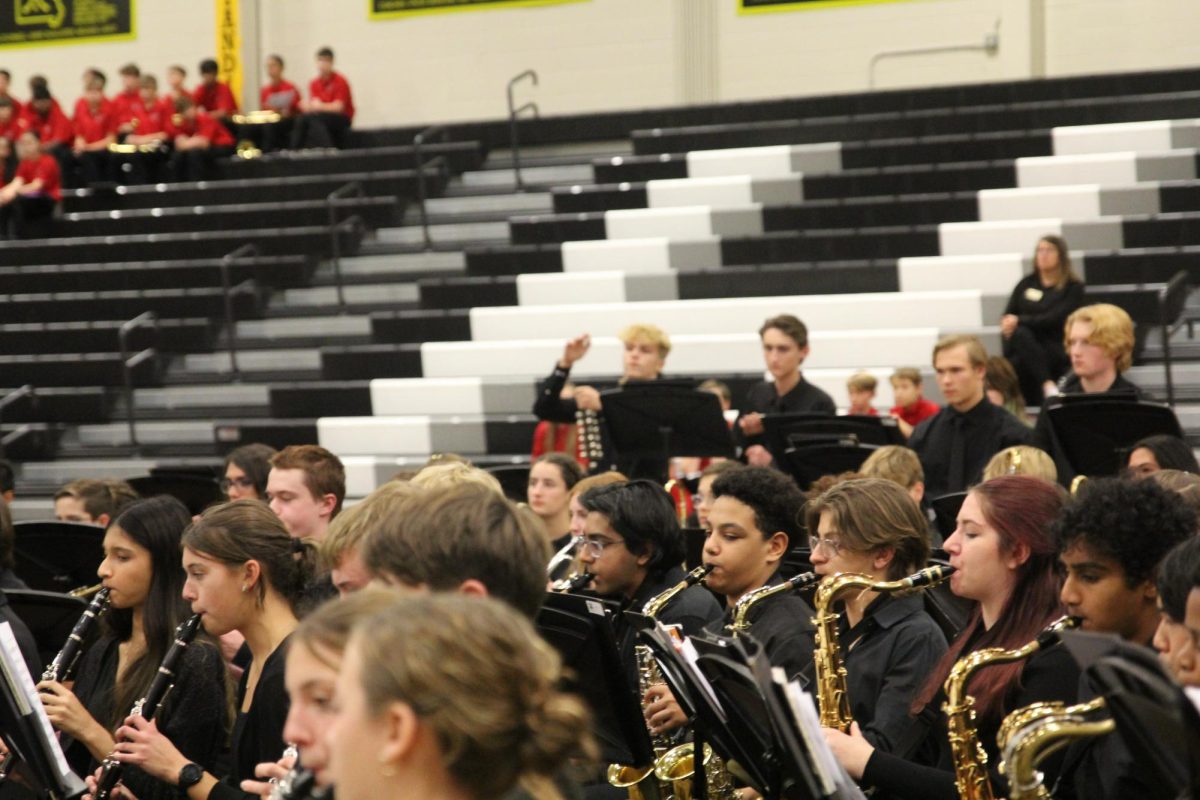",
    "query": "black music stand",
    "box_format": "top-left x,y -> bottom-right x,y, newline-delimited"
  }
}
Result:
127,472 -> 223,516
1043,397 -> 1182,479
929,492 -> 967,541
763,413 -> 902,463
682,528 -> 707,572
12,521 -> 104,594
4,590 -> 87,673
0,623 -> 88,799
485,464 -> 531,503
600,385 -> 736,463
780,440 -> 878,490
536,592 -> 655,767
